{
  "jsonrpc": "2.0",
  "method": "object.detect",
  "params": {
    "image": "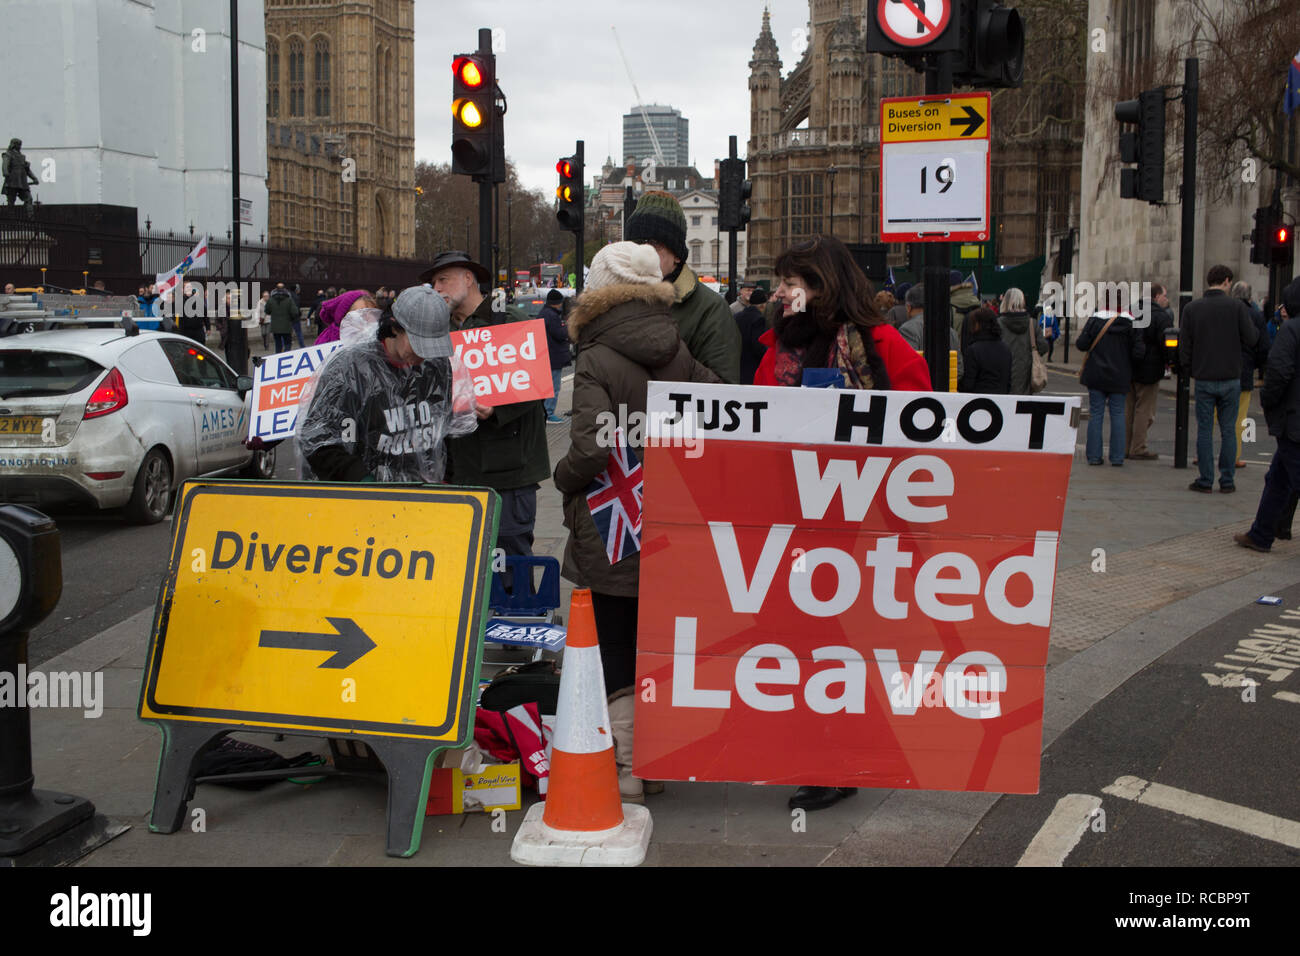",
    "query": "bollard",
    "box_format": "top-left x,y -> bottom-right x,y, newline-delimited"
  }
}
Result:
0,504 -> 96,858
